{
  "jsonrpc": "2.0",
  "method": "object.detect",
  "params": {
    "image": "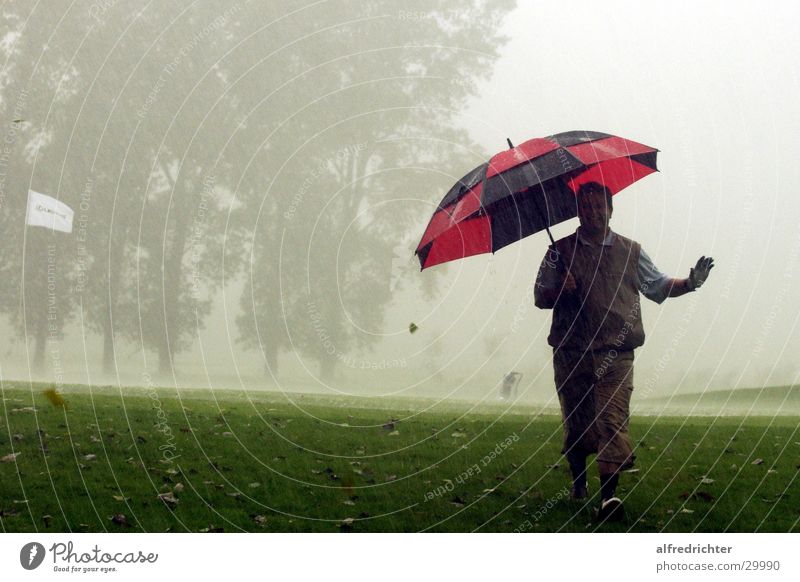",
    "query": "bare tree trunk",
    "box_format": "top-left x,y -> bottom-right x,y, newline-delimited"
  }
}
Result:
32,328 -> 46,373
158,340 -> 172,376
102,237 -> 122,374
264,346 -> 279,379
102,317 -> 115,374
156,160 -> 189,377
